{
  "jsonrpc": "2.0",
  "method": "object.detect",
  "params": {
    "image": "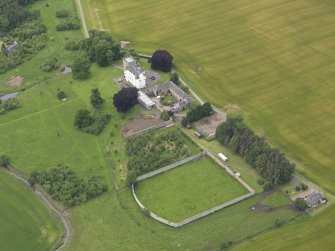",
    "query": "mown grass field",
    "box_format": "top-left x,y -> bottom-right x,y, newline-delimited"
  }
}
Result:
136,156 -> 247,222
0,0 -> 82,94
90,0 -> 335,195
262,191 -> 292,208
0,170 -> 62,251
